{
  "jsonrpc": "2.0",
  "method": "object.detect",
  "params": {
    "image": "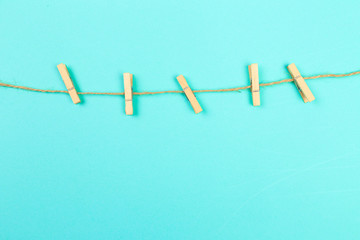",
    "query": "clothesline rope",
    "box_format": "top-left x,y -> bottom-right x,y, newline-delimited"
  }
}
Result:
0,70 -> 359,96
